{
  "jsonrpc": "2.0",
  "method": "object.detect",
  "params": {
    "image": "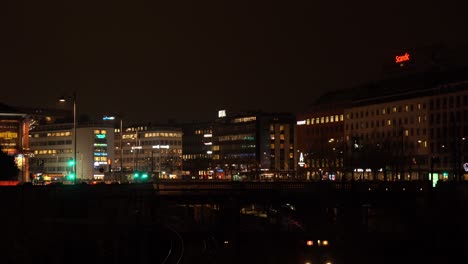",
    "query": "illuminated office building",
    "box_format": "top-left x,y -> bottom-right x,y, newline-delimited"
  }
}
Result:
213,111 -> 297,180
29,123 -> 115,181
117,125 -> 182,179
